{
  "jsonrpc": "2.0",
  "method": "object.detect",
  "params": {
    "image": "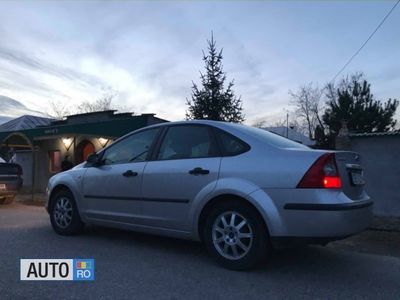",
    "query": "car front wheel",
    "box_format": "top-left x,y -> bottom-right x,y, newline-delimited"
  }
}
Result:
203,200 -> 269,270
49,190 -> 84,235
